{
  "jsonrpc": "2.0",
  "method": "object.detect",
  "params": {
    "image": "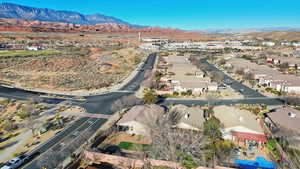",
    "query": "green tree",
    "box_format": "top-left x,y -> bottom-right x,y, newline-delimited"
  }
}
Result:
17,107 -> 30,120
133,55 -> 141,64
279,62 -> 289,70
181,153 -> 199,169
143,89 -> 158,104
173,91 -> 179,96
203,116 -> 222,140
2,119 -> 17,132
203,116 -> 236,167
186,89 -> 193,96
